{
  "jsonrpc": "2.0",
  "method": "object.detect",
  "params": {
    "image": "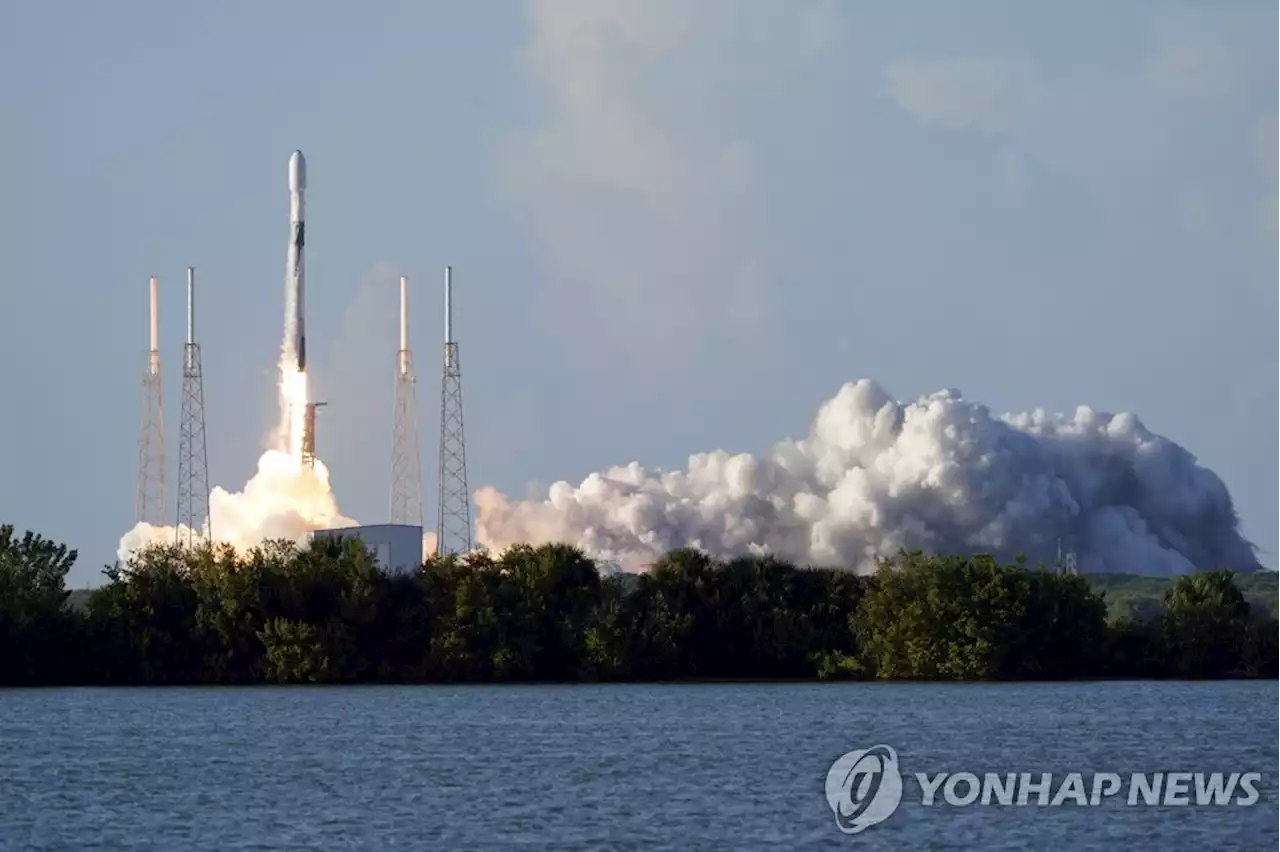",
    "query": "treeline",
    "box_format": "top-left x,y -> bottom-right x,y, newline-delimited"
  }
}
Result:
1088,571 -> 1278,622
0,523 -> 1275,685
